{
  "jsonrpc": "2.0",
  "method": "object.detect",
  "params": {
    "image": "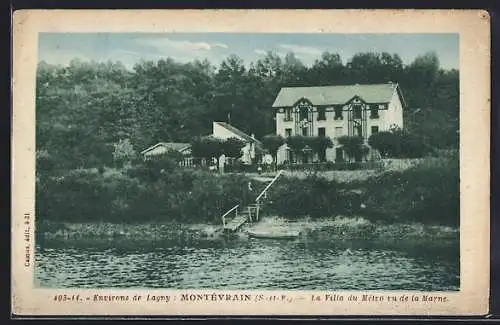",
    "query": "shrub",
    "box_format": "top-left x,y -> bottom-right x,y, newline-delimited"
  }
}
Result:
267,175 -> 342,218
369,128 -> 429,158
309,136 -> 334,162
360,152 -> 459,226
337,136 -> 368,162
261,134 -> 285,167
279,161 -> 380,171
